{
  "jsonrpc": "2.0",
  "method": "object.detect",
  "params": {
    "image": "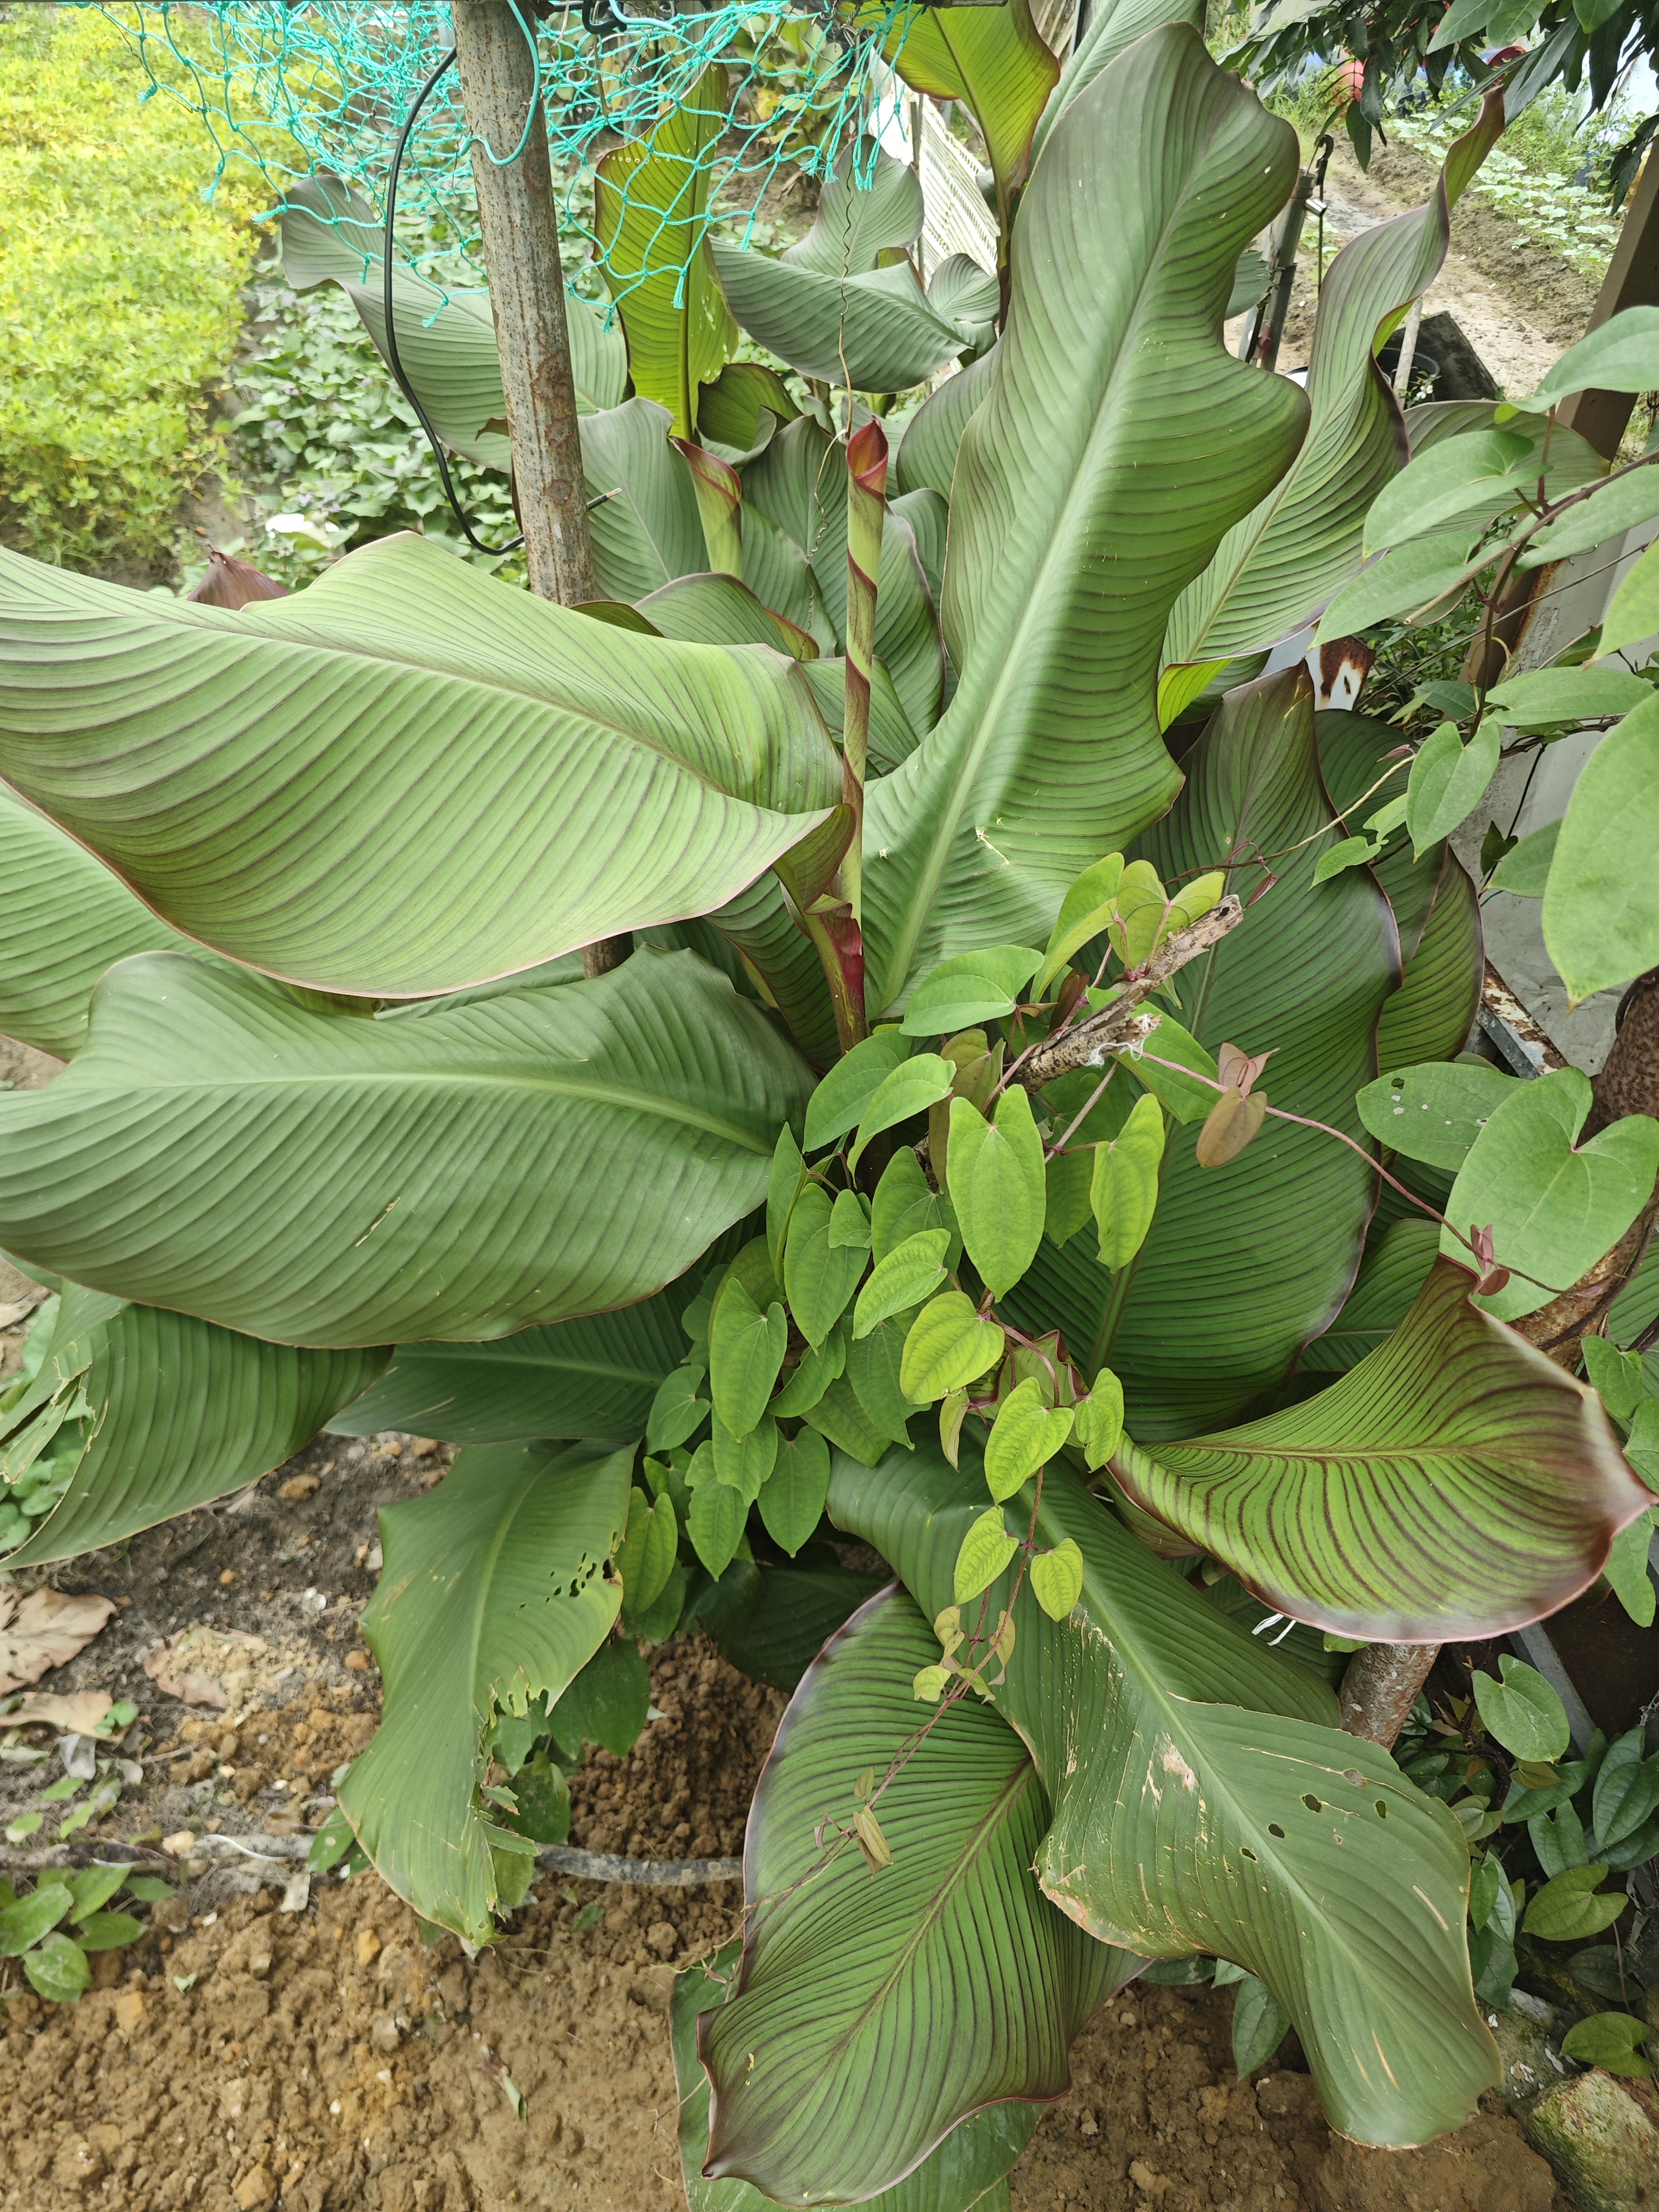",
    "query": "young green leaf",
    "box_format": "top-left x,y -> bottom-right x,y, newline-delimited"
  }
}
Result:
1599,534 -> 1659,660
1441,1067 -> 1659,1320
939,1386 -> 970,1467
1044,1148 -> 1094,1247
853,1230 -> 951,1337
1472,1655 -> 1569,1762
710,1407 -> 779,1502
899,1293 -> 1003,1404
1111,859 -> 1170,969
1317,531 -> 1486,641
1230,1973 -> 1291,2075
802,1030 -> 912,1152
1072,1371 -> 1125,1468
769,1329 -> 847,1418
1542,691 -> 1659,1002
616,1488 -> 678,1618
1030,1539 -> 1084,1620
947,1089 -> 1047,1298
759,1426 -> 831,1556
23,1930 -> 91,2004
707,1280 -> 788,1438
1168,870 -> 1227,932
1485,666 -> 1650,727
1522,1864 -> 1627,1943
75,1909 -> 144,1952
645,1363 -> 710,1453
1406,719 -> 1500,857
983,1377 -> 1075,1502
1312,835 -> 1379,885
1124,1014 -> 1221,1123
1560,2010 -> 1652,2079
1629,1399 -> 1659,1492
800,1372 -> 893,1468
828,1189 -> 873,1250
0,1881 -> 72,1956
953,1507 -> 1020,1602
847,1320 -> 921,1446
766,1123 -> 809,1274
870,1145 -> 961,1266
1088,1091 -> 1165,1268
1593,1727 -> 1659,1851
899,947 -> 1043,1035
1355,1059 -> 1516,1171
687,1476 -> 748,1579
1603,1509 -> 1658,1627
1035,854 -> 1125,997
847,1054 -> 955,1169
1485,819 -> 1560,898
62,1866 -> 127,1923
784,1184 -> 869,1347
1361,428 -> 1533,554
